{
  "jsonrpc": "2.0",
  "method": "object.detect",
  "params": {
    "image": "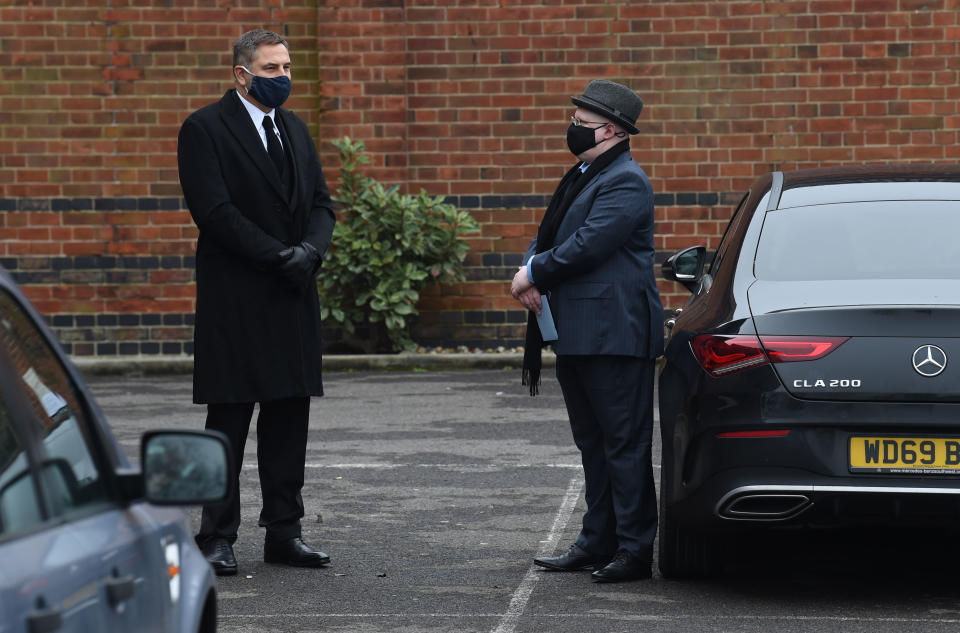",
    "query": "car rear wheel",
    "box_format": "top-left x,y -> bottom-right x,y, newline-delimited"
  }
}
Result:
657,480 -> 719,578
